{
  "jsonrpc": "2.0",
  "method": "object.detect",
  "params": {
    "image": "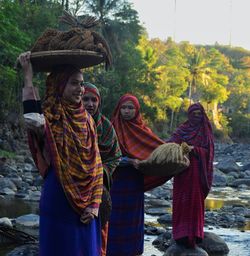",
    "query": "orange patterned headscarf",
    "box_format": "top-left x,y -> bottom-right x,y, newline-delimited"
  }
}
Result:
42,66 -> 103,215
111,94 -> 164,160
111,94 -> 170,191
